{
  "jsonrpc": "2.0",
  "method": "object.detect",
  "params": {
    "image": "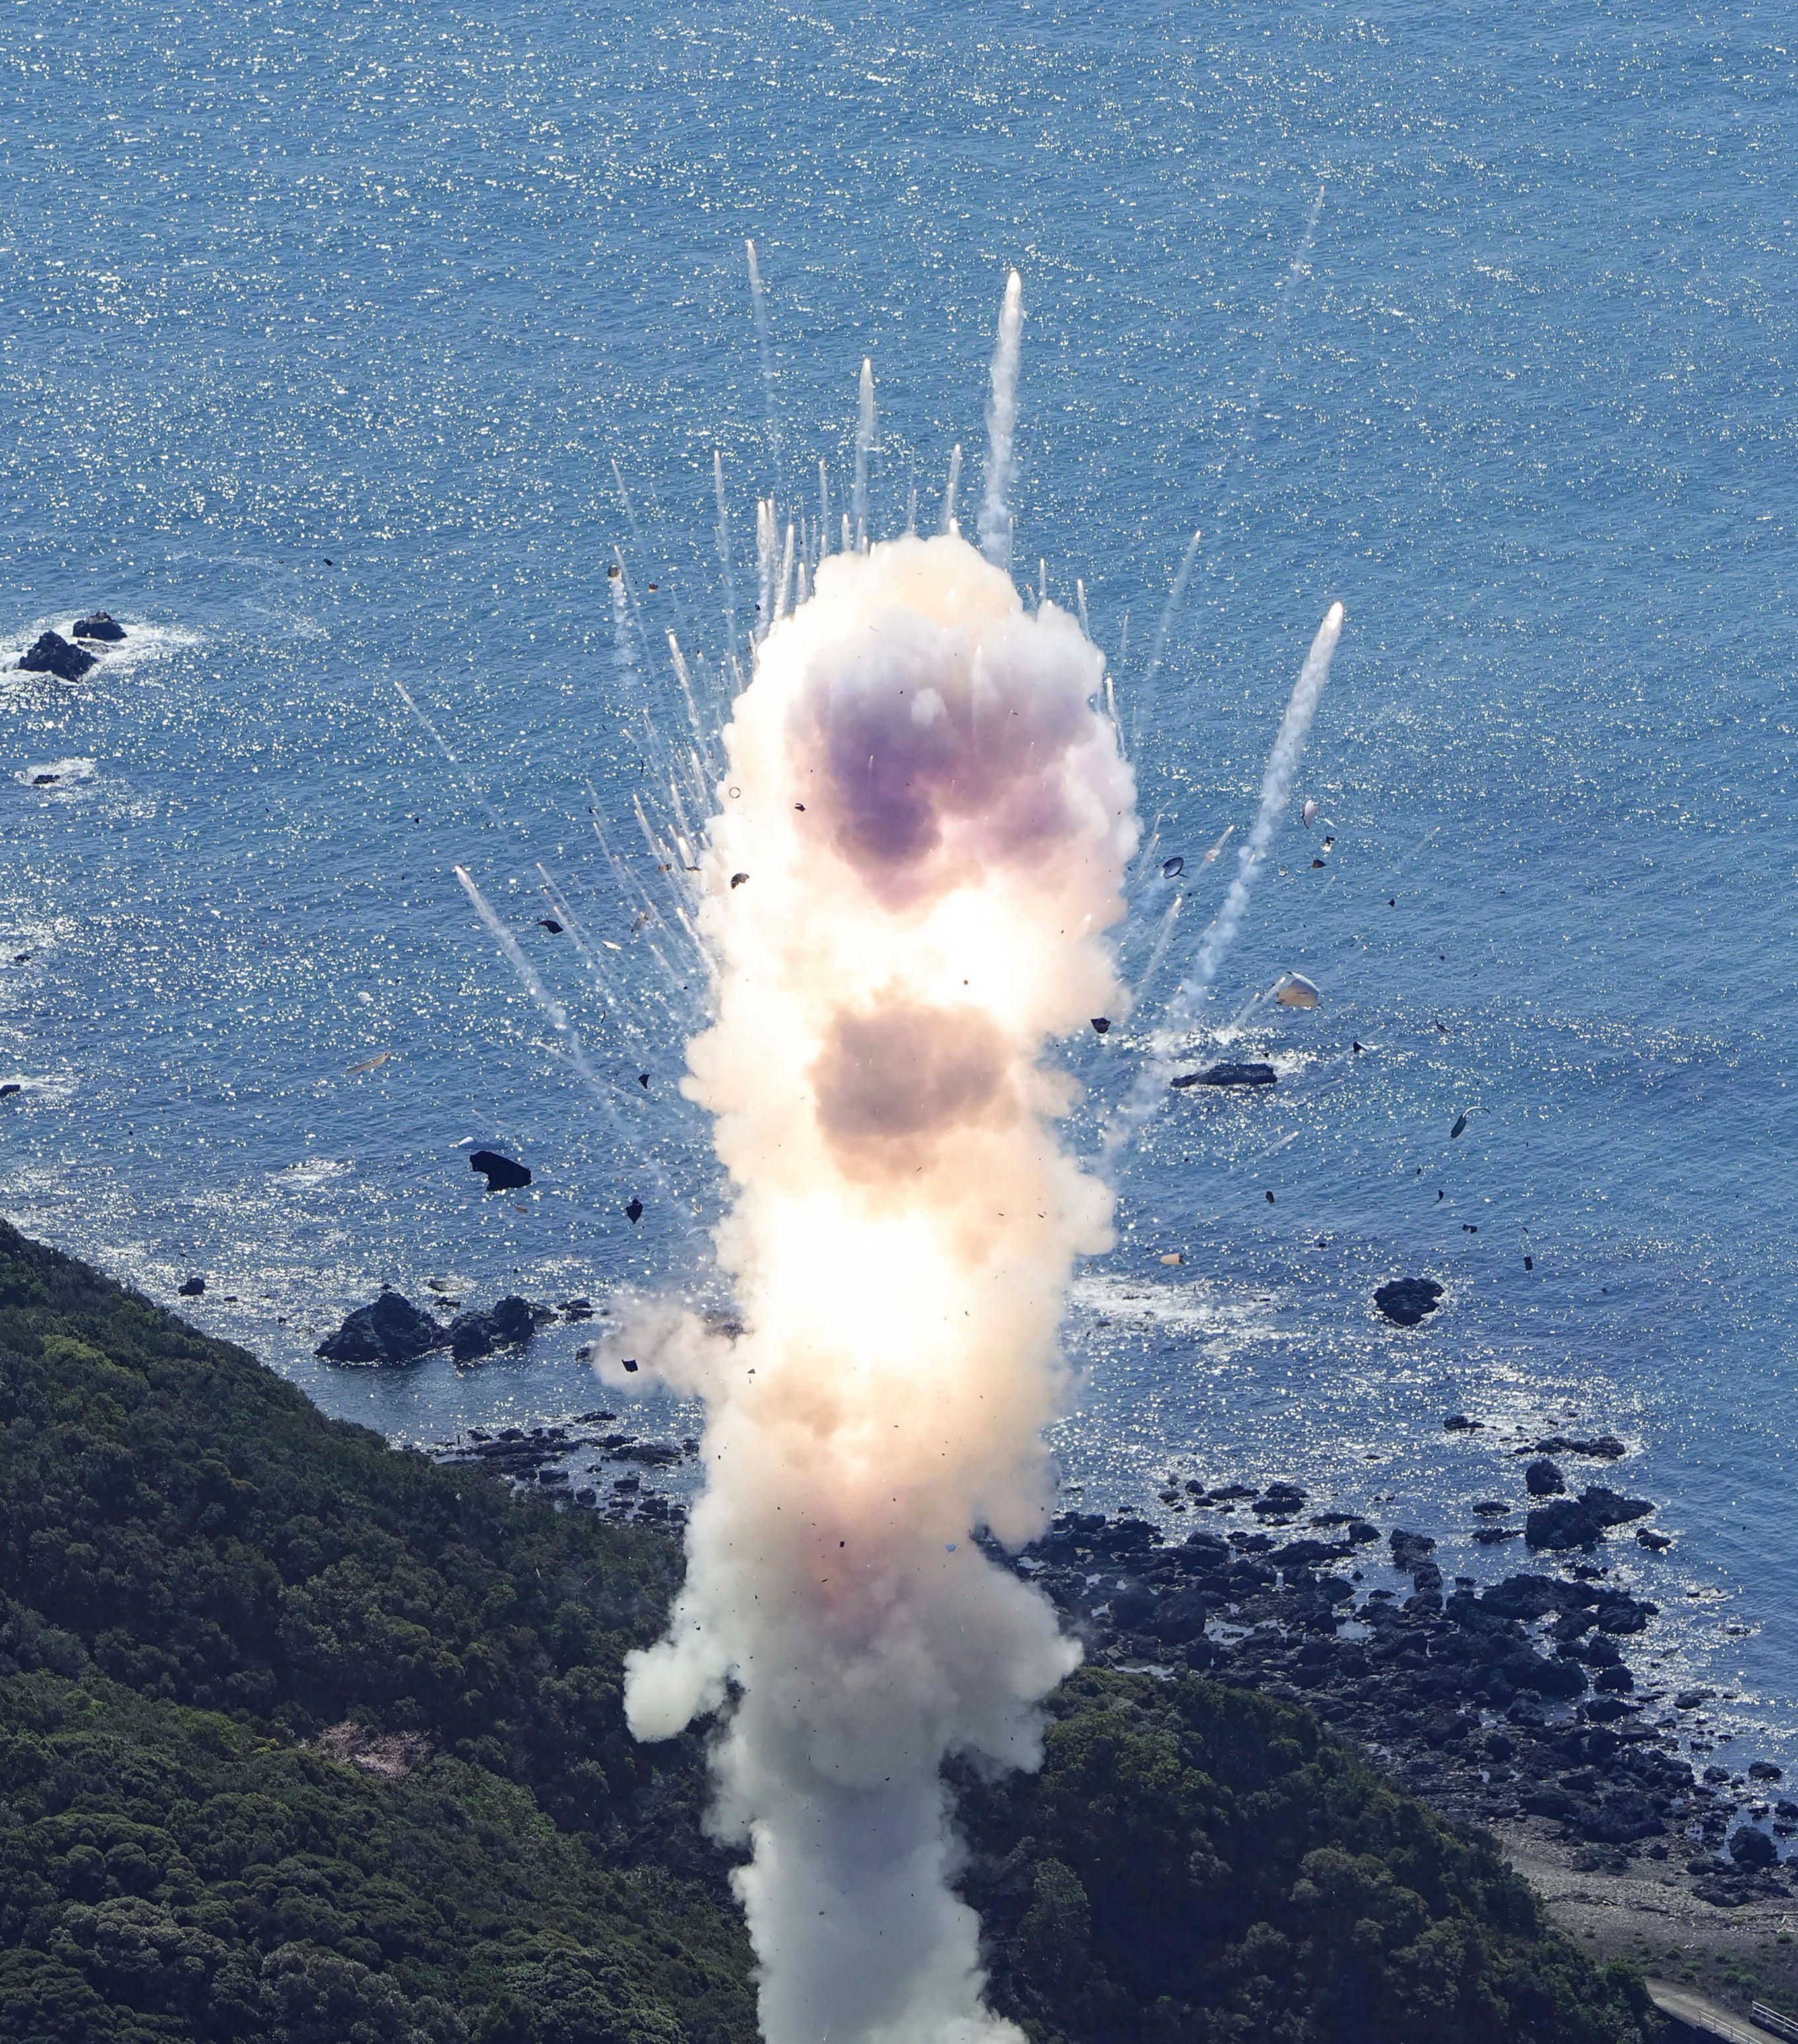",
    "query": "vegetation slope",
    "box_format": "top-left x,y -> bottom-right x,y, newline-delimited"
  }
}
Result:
0,1221 -> 1657,2043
